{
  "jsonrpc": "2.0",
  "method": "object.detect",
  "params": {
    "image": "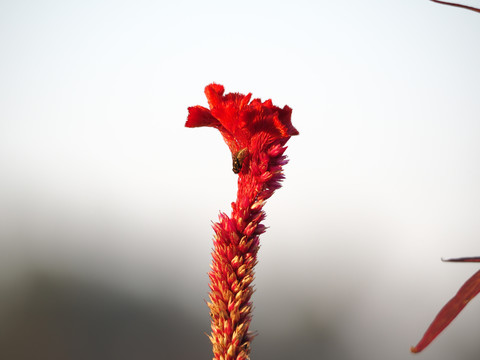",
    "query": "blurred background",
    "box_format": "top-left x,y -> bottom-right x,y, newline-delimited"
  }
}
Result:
1,1 -> 480,359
